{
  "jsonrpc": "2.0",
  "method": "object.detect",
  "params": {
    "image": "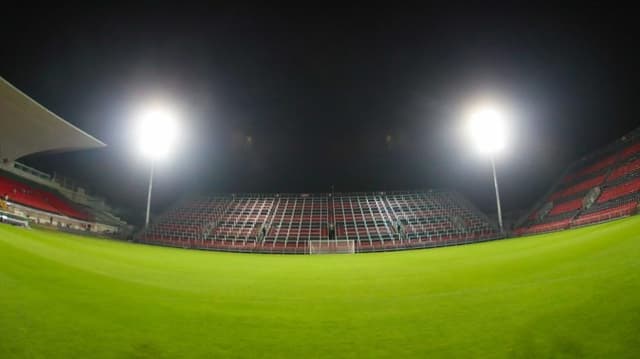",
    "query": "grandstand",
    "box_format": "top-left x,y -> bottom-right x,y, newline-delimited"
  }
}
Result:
0,76 -> 129,236
4,68 -> 640,249
515,126 -> 640,235
138,190 -> 499,253
140,125 -> 640,253
1,173 -> 90,221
